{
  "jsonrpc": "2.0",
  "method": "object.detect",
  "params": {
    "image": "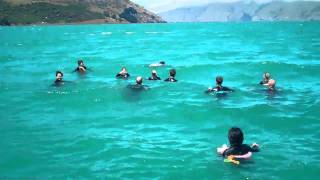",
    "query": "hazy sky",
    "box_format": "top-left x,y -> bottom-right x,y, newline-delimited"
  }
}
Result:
131,0 -> 319,13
